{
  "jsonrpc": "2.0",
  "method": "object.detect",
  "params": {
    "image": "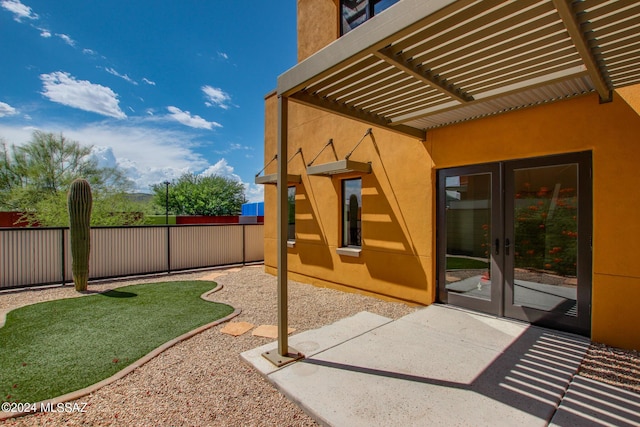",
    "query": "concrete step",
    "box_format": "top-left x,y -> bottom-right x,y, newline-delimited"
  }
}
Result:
240,311 -> 393,376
